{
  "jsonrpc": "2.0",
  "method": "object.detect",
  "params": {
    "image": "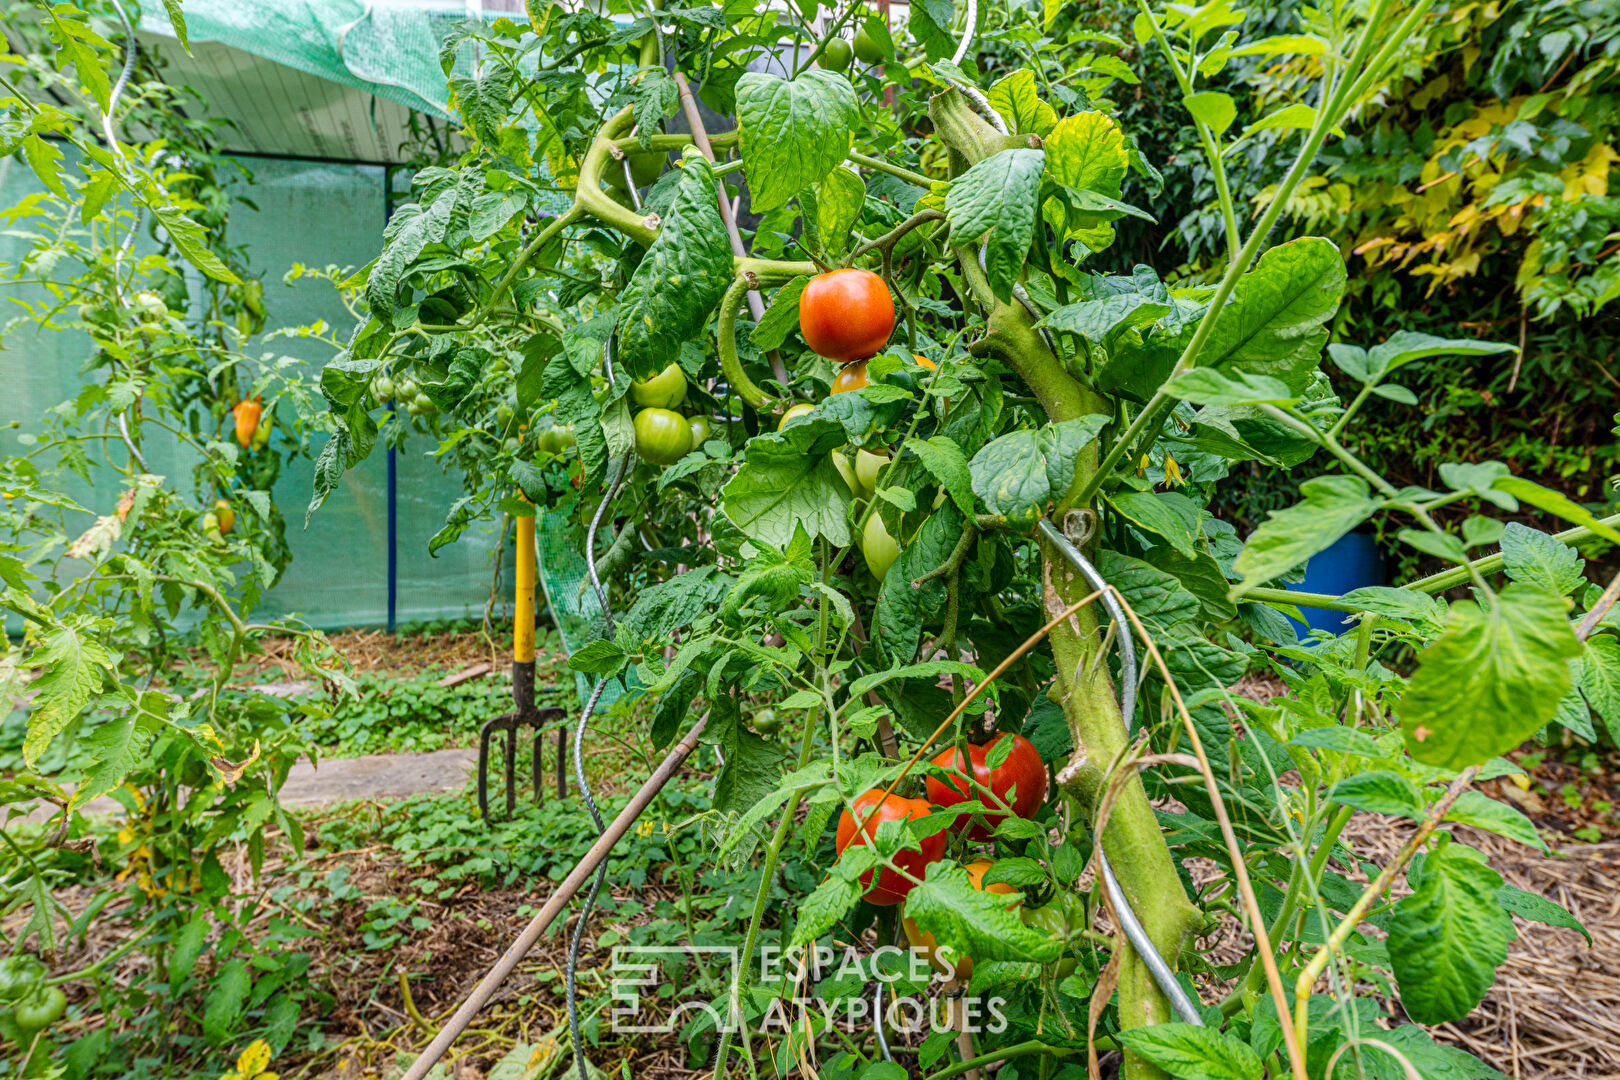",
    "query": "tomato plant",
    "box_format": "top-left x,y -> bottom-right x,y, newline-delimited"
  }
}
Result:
297,0 -> 1619,1077
0,7 -> 342,1071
